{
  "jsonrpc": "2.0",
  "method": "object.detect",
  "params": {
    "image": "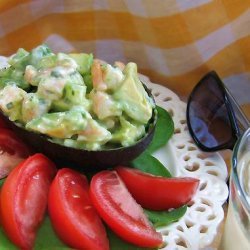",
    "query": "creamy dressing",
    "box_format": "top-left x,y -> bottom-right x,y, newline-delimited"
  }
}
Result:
220,197 -> 250,250
90,90 -> 122,120
0,45 -> 154,150
240,153 -> 250,205
219,152 -> 250,250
